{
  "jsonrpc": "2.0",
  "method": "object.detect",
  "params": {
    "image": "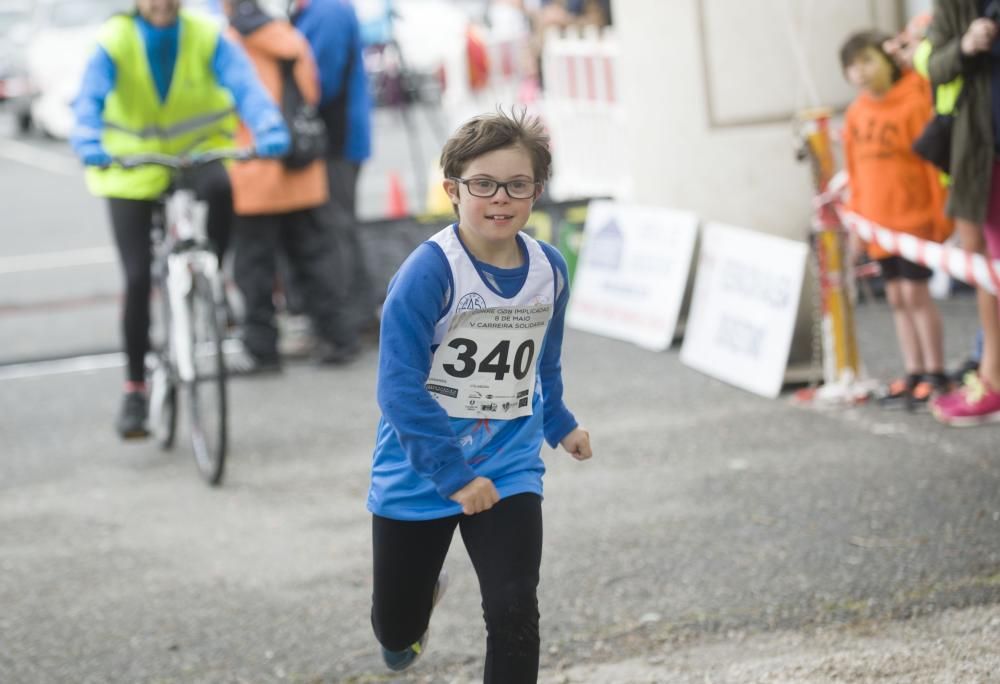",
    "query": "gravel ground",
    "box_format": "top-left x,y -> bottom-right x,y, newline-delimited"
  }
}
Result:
538,603 -> 1000,683
2,223 -> 997,683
